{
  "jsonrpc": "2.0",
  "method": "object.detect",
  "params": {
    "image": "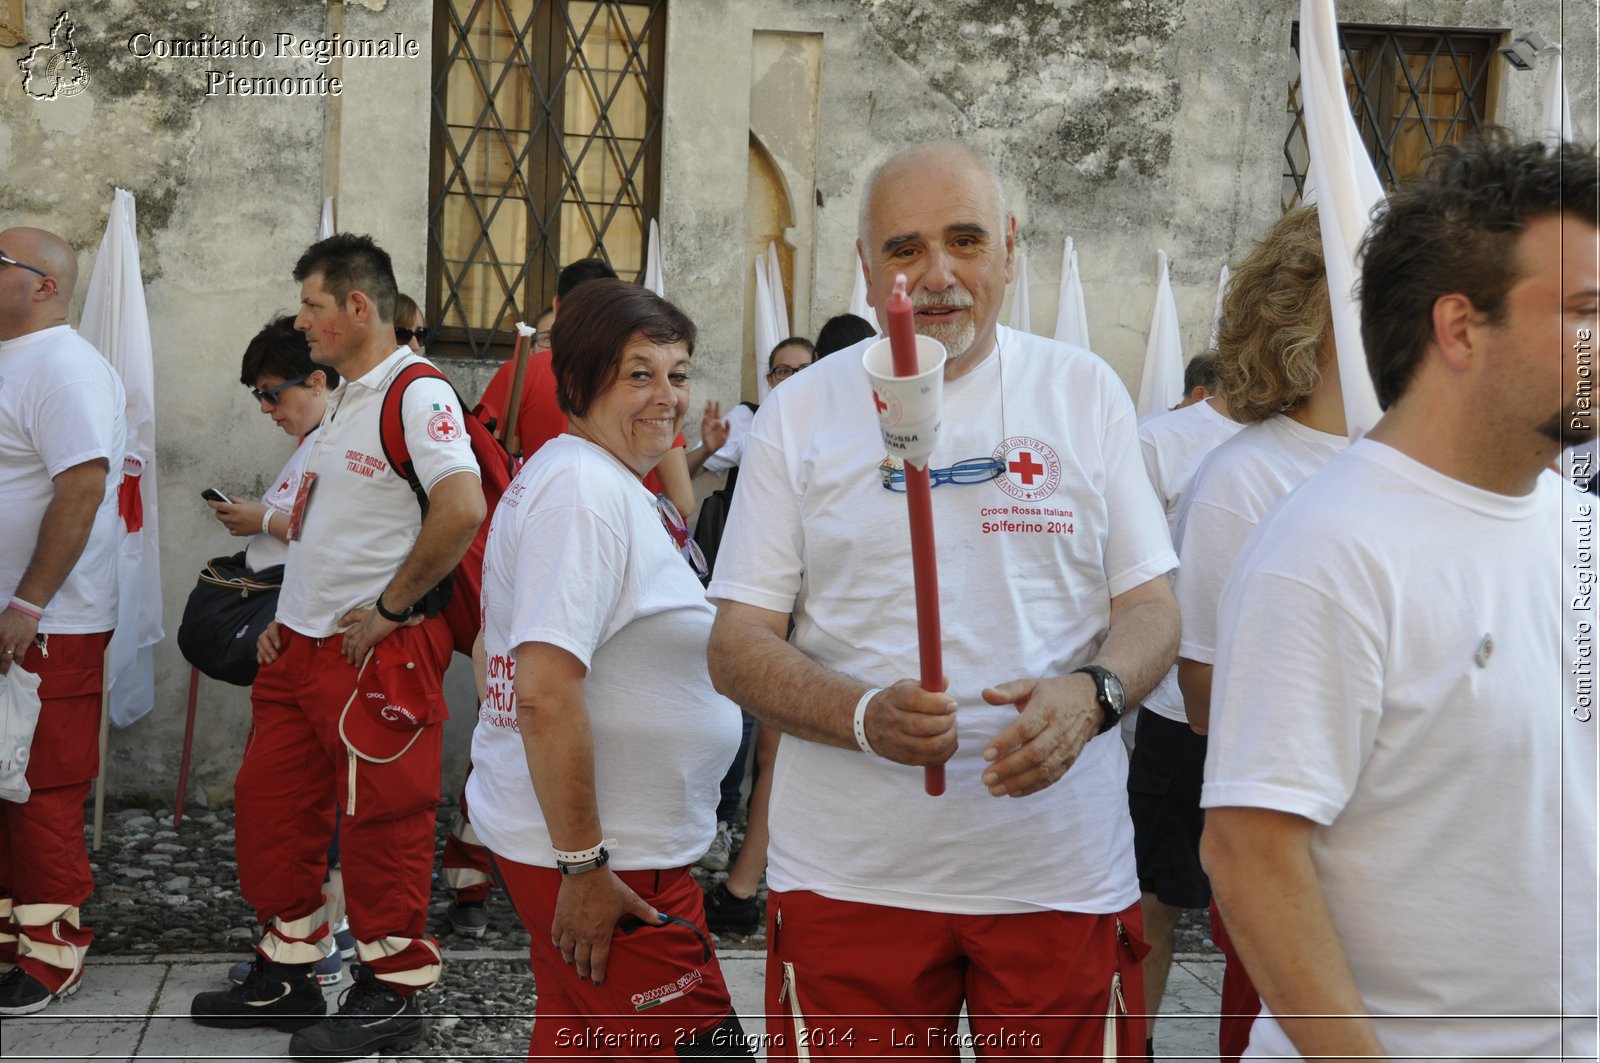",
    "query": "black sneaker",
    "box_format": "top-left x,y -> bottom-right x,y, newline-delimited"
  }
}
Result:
447,898 -> 488,938
191,957 -> 325,1031
0,966 -> 79,1016
703,881 -> 761,936
288,964 -> 429,1062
